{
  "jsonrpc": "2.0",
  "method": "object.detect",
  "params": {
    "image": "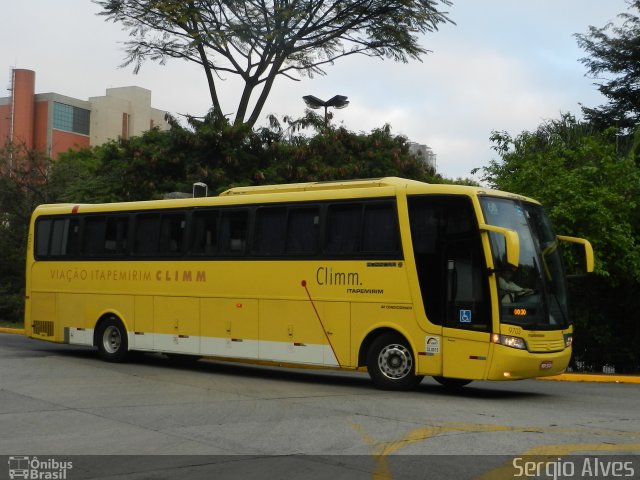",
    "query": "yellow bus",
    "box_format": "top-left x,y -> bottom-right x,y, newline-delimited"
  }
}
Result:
24,177 -> 593,390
